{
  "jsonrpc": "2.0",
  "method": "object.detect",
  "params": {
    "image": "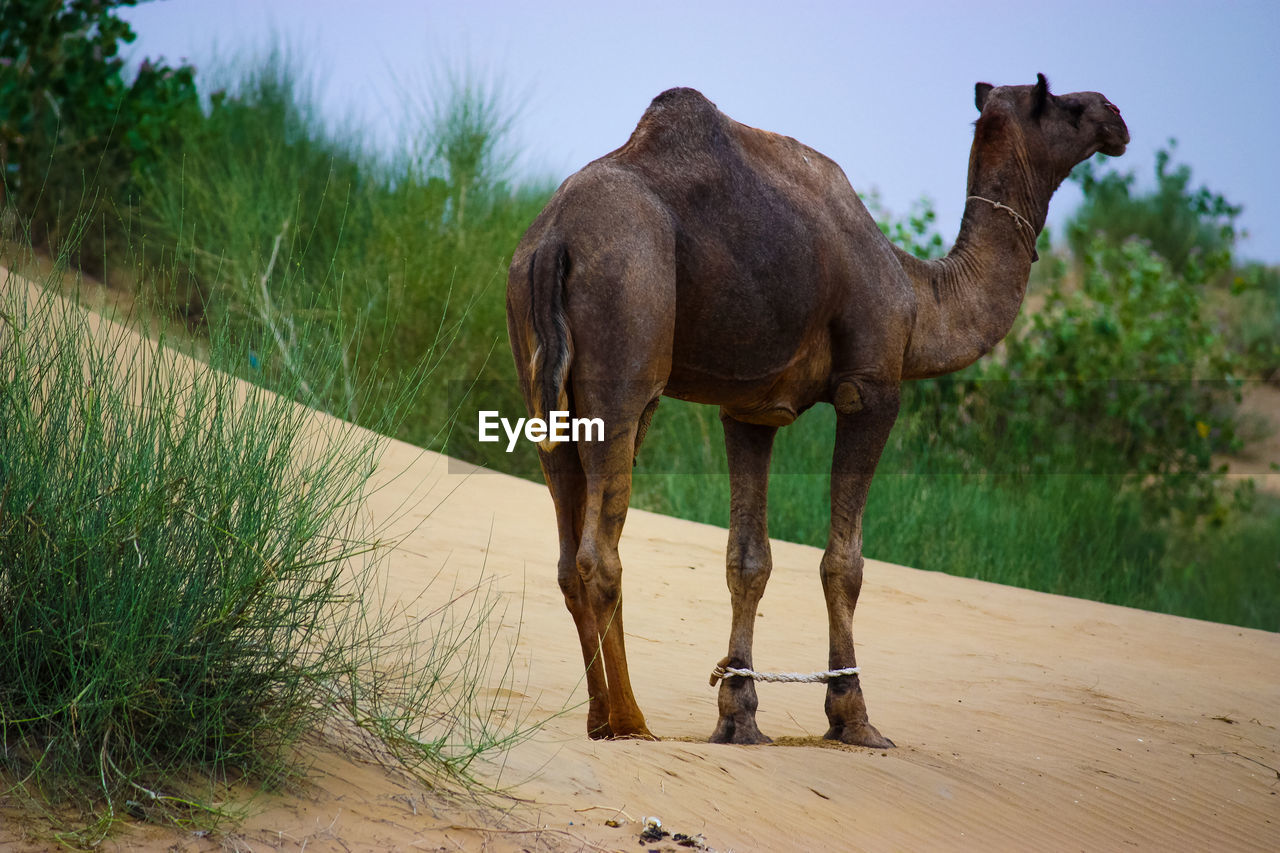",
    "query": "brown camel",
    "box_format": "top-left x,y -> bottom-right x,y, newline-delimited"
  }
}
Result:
505,75 -> 1128,746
